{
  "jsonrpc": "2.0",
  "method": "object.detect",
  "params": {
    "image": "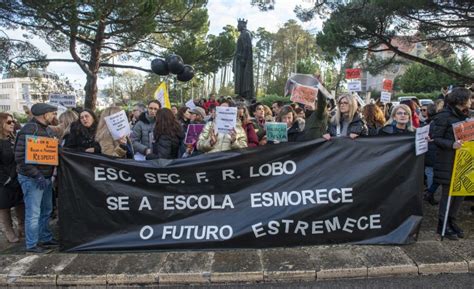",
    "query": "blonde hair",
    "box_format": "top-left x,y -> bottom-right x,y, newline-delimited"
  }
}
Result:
95,106 -> 123,142
386,104 -> 414,132
331,93 -> 358,125
58,110 -> 78,140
